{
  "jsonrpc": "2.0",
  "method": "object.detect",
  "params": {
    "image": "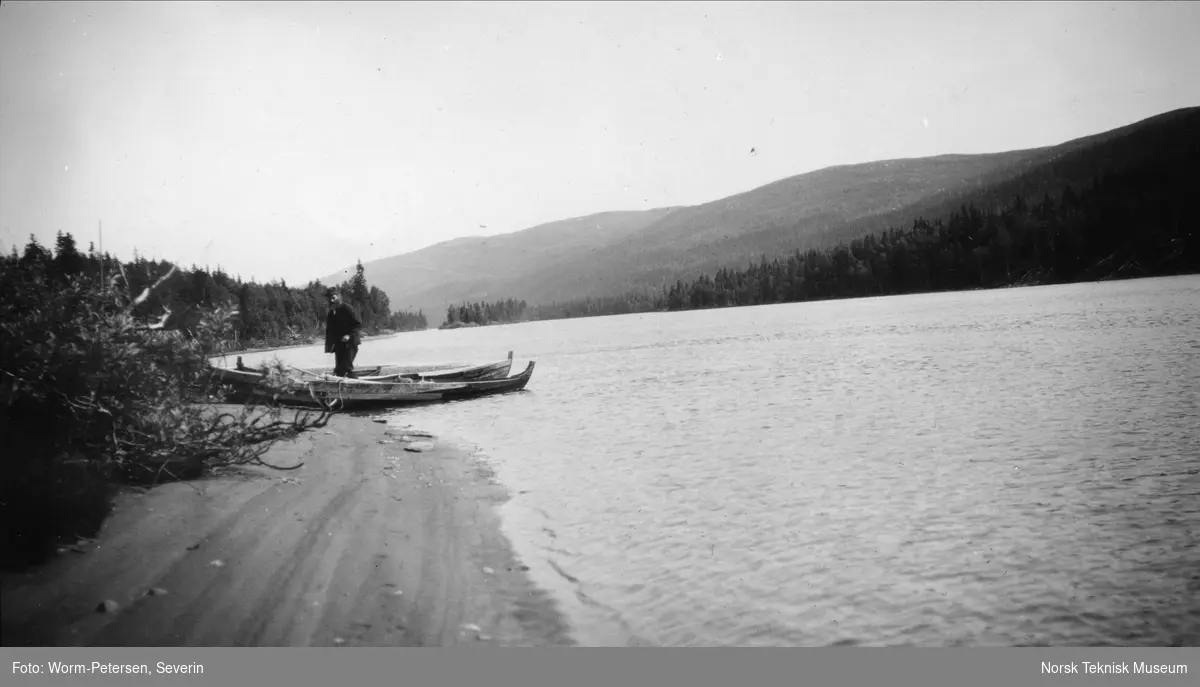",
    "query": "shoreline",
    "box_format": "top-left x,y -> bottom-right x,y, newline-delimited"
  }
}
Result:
0,410 -> 575,647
